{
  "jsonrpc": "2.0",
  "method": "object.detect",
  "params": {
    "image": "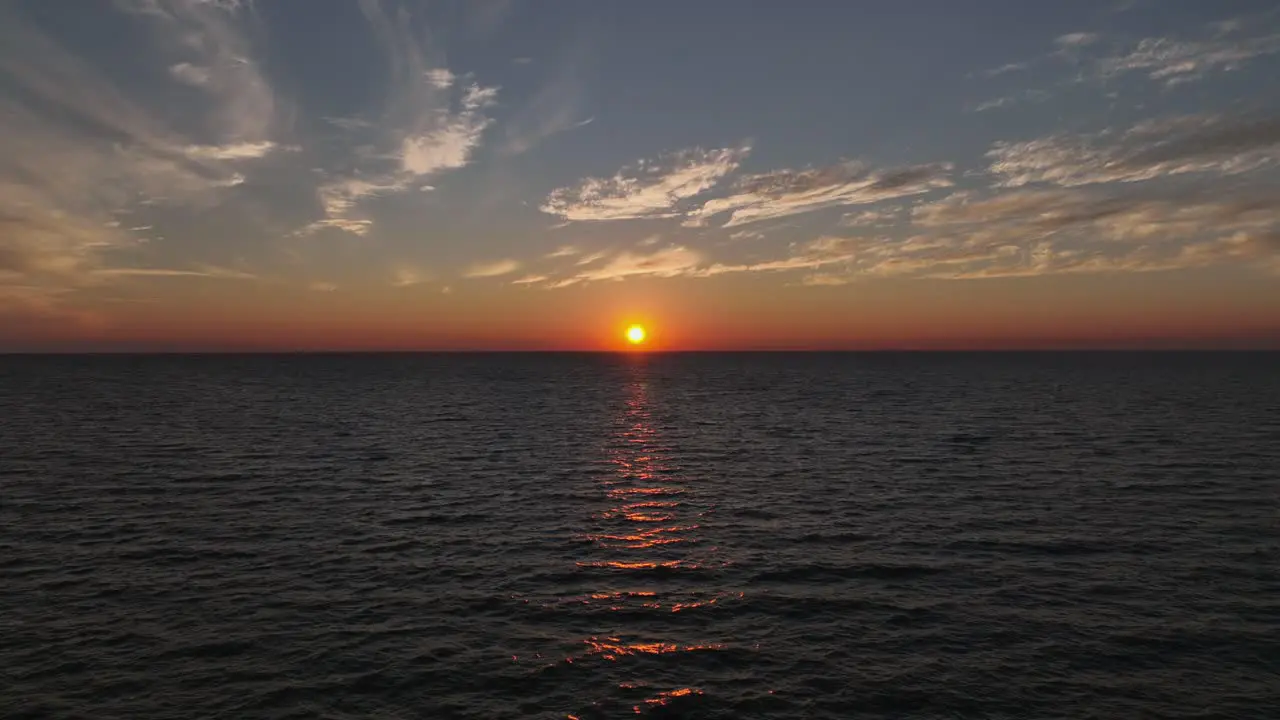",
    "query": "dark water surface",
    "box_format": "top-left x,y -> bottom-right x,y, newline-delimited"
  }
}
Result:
2,353 -> 1278,719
